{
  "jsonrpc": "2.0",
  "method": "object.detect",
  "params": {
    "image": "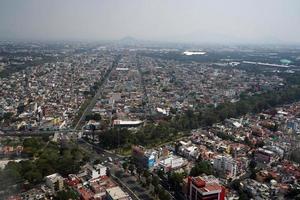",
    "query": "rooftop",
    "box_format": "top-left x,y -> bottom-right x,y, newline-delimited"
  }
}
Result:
106,186 -> 129,200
